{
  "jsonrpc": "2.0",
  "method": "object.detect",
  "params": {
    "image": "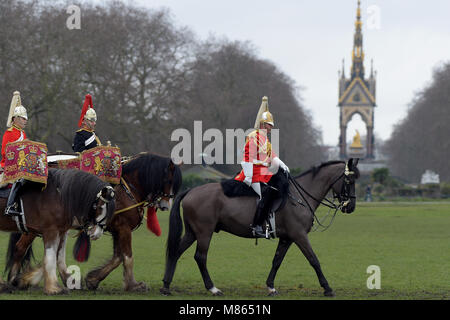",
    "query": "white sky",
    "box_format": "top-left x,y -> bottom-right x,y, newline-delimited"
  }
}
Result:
133,0 -> 450,146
